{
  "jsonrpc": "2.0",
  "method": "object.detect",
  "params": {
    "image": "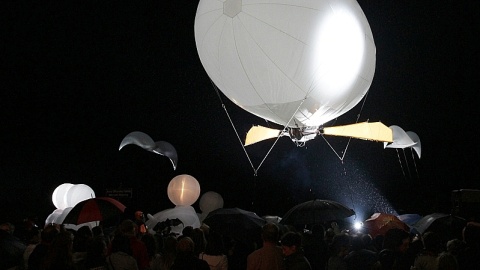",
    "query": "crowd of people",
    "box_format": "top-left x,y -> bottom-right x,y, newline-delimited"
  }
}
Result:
2,215 -> 480,270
